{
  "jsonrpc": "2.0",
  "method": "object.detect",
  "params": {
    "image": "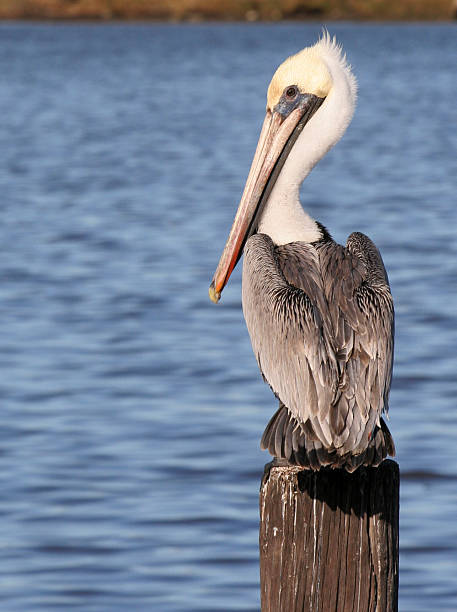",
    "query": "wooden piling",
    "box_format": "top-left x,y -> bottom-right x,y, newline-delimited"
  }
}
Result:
259,459 -> 399,612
